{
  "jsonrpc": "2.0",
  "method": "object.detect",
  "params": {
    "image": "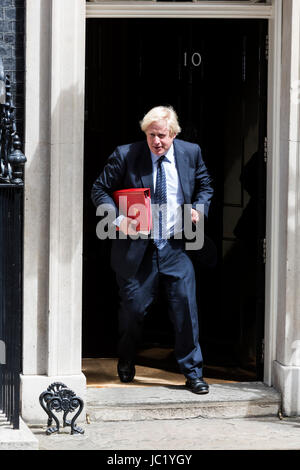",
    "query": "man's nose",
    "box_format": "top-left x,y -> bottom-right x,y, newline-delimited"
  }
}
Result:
153,136 -> 160,144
